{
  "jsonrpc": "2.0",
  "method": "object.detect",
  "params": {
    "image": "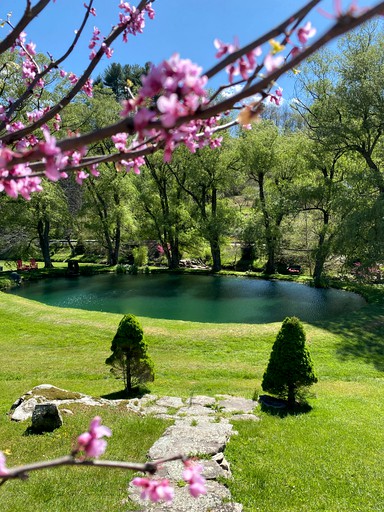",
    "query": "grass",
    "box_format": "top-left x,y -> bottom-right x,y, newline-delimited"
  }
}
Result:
0,286 -> 383,511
